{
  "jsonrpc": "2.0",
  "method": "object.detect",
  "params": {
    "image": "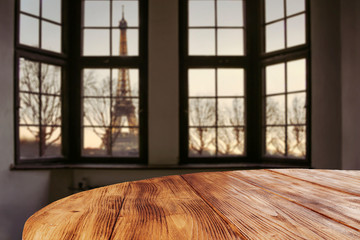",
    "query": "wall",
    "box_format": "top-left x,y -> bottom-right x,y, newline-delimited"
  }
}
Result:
0,1 -> 51,239
341,0 -> 360,170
